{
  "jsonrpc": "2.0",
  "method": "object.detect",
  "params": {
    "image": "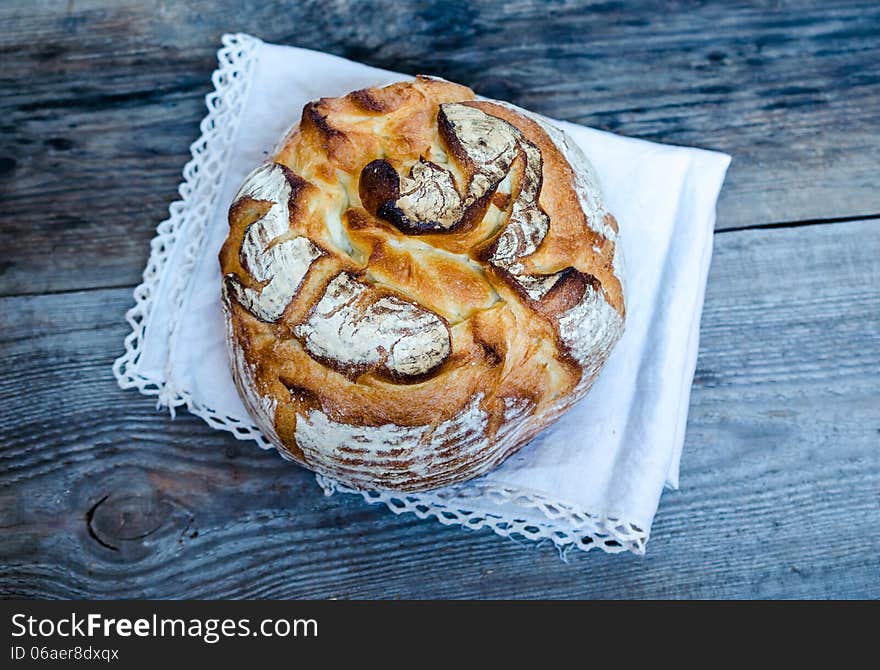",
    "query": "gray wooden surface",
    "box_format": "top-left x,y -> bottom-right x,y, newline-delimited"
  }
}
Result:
1,0 -> 878,599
